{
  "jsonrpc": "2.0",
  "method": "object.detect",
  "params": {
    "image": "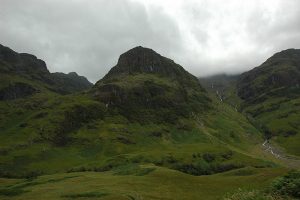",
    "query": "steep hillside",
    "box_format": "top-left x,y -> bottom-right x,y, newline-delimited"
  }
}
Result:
51,72 -> 92,94
0,44 -> 92,98
200,50 -> 300,157
92,46 -> 211,123
237,49 -> 300,156
199,74 -> 240,108
238,49 -> 300,102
